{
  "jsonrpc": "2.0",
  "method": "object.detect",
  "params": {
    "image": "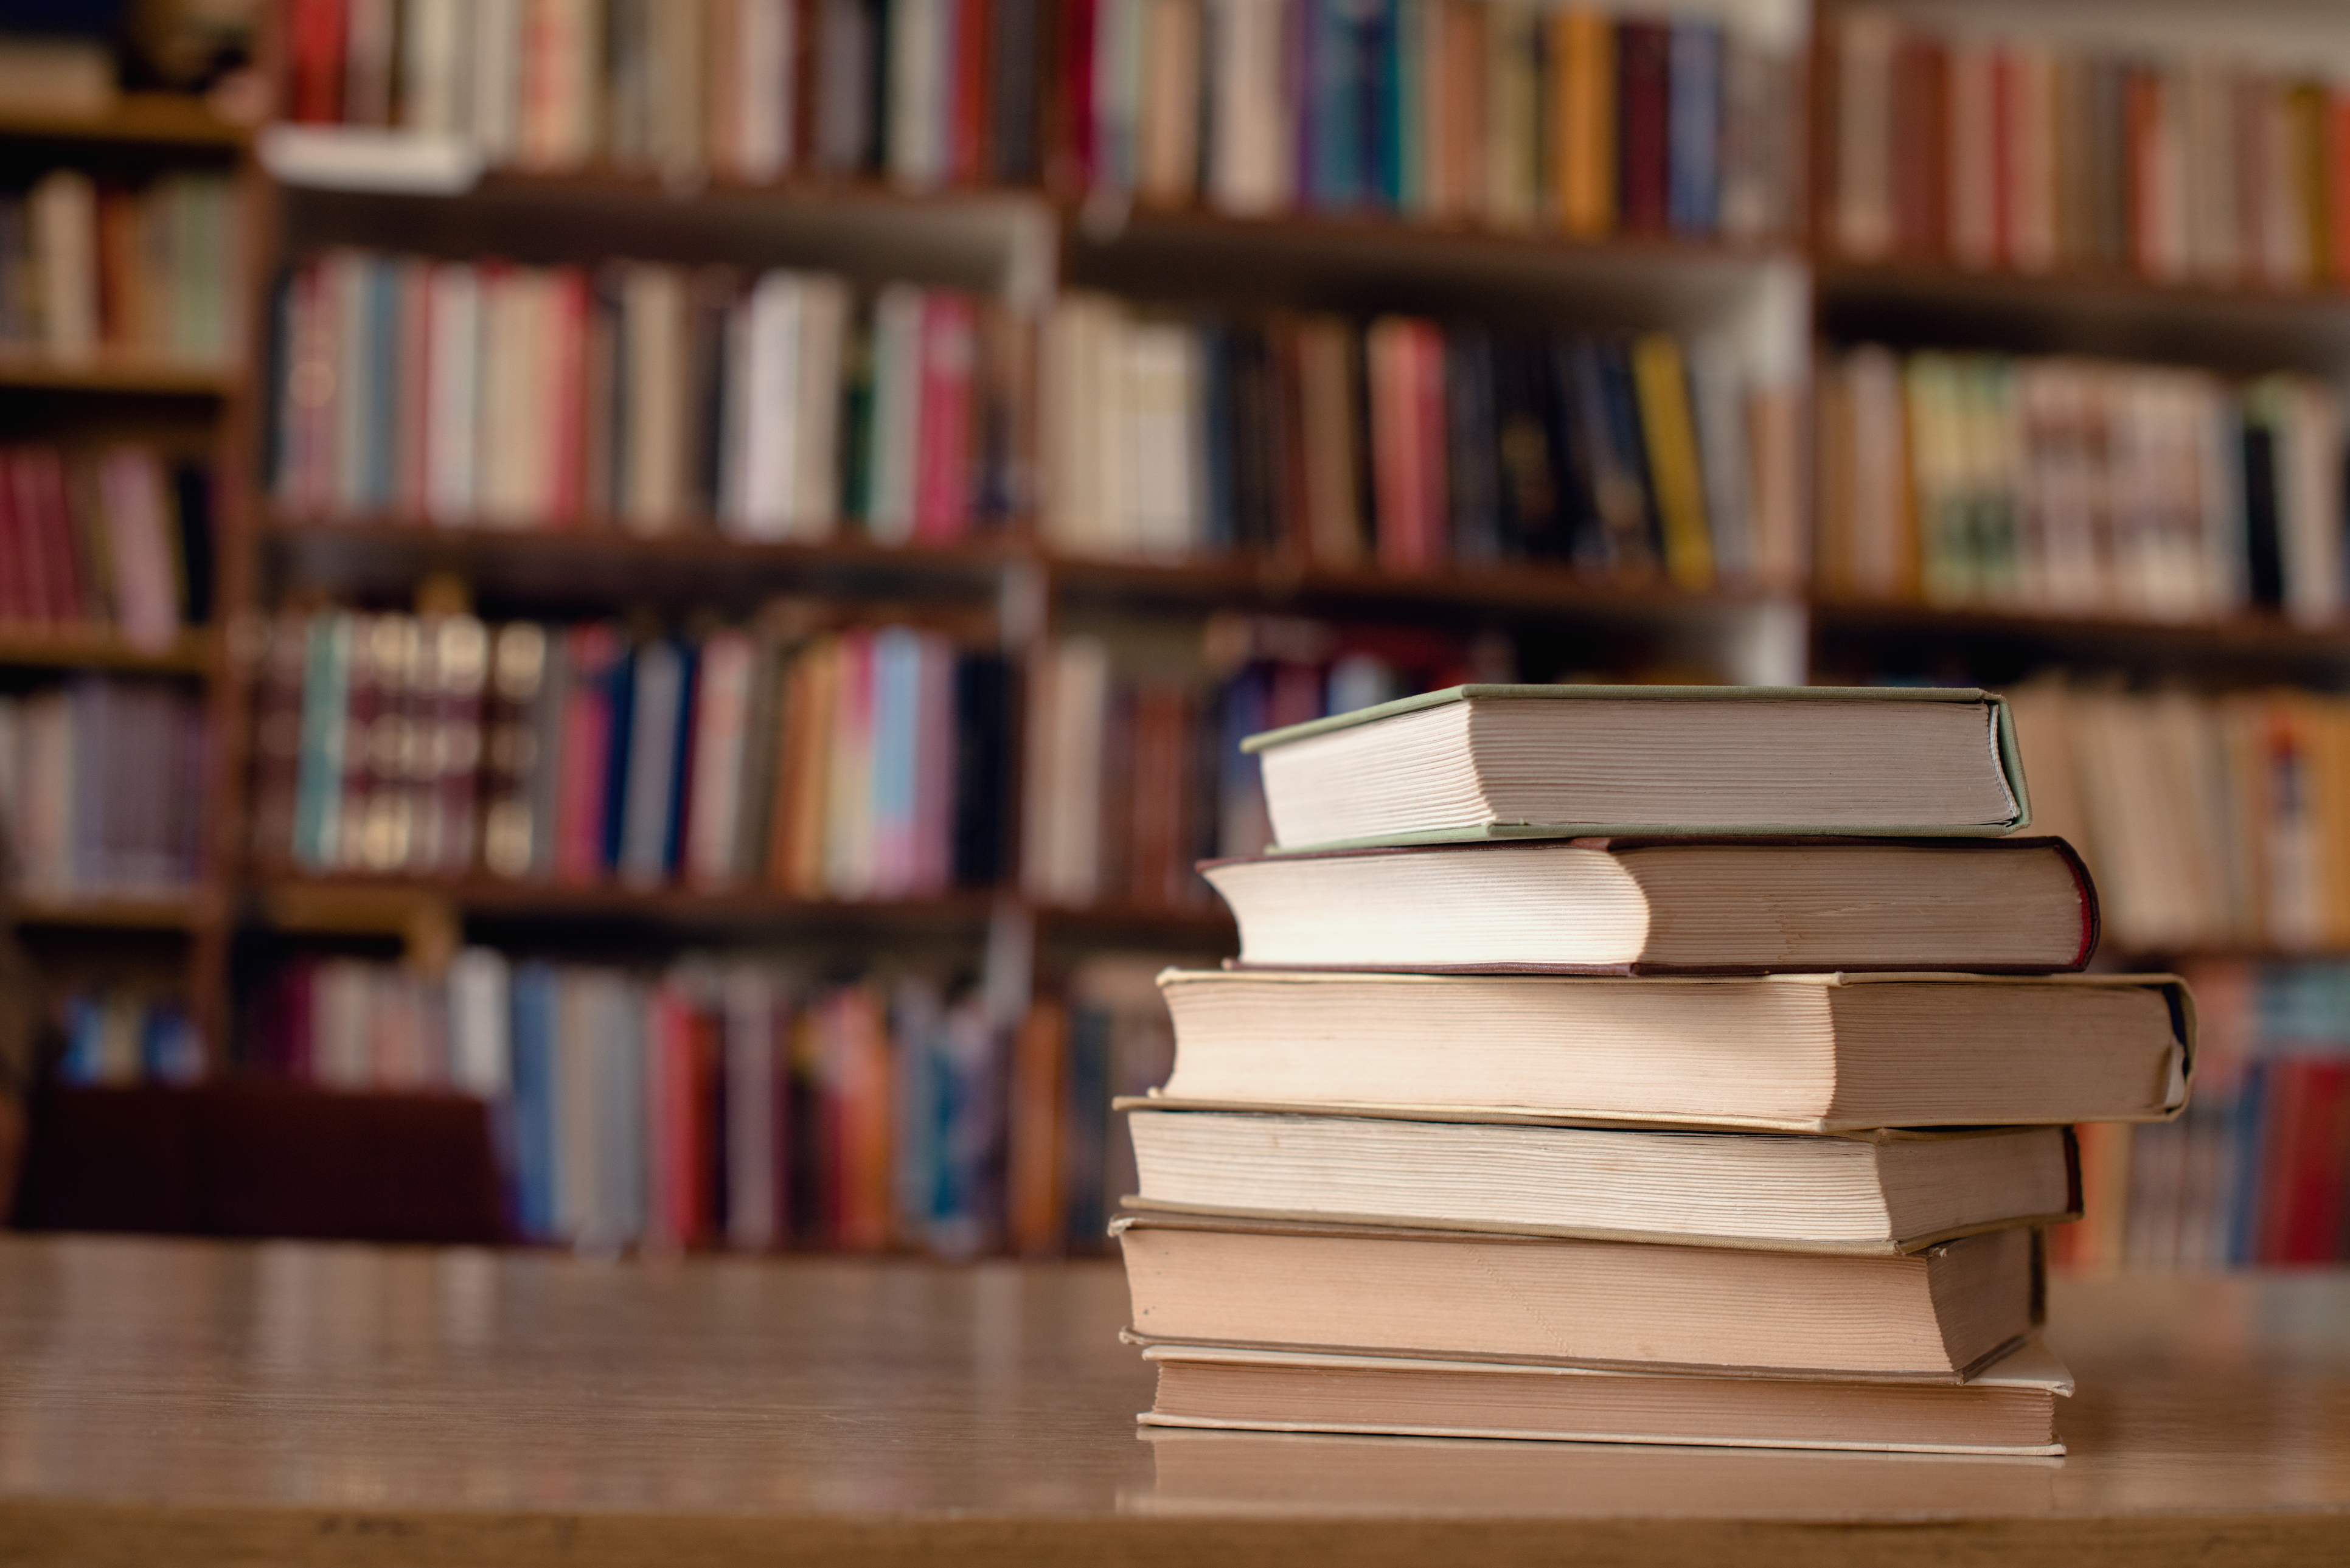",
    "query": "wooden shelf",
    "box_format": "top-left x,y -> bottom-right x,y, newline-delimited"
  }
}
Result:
258,872 -> 1011,933
13,893 -> 212,932
0,355 -> 237,396
1812,597 -> 2350,673
0,629 -> 214,675
0,92 -> 249,148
